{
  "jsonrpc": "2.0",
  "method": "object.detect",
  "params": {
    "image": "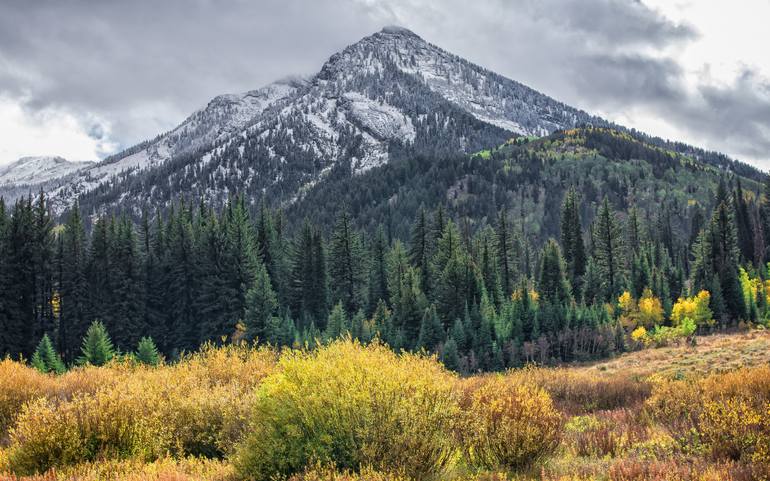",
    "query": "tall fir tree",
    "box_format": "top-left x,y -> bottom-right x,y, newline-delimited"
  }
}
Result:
560,189 -> 586,294
592,198 -> 626,302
